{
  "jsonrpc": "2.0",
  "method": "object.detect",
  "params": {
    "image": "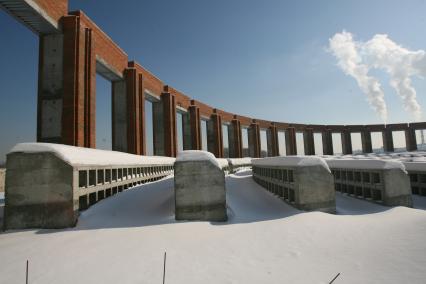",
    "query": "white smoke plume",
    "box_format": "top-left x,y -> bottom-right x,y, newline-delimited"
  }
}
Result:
329,31 -> 426,122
